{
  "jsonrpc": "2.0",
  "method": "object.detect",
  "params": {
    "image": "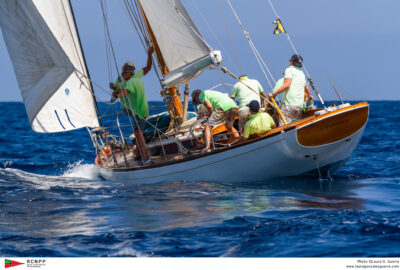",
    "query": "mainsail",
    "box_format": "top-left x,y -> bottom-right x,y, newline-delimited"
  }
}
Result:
138,0 -> 221,88
0,0 -> 99,133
